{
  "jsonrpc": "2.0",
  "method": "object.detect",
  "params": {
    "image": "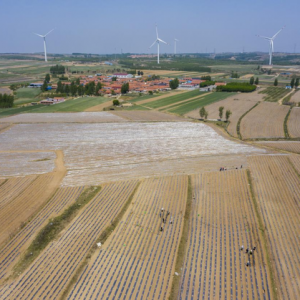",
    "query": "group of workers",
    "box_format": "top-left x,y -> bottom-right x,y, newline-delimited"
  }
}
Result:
240,245 -> 256,267
160,208 -> 172,232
